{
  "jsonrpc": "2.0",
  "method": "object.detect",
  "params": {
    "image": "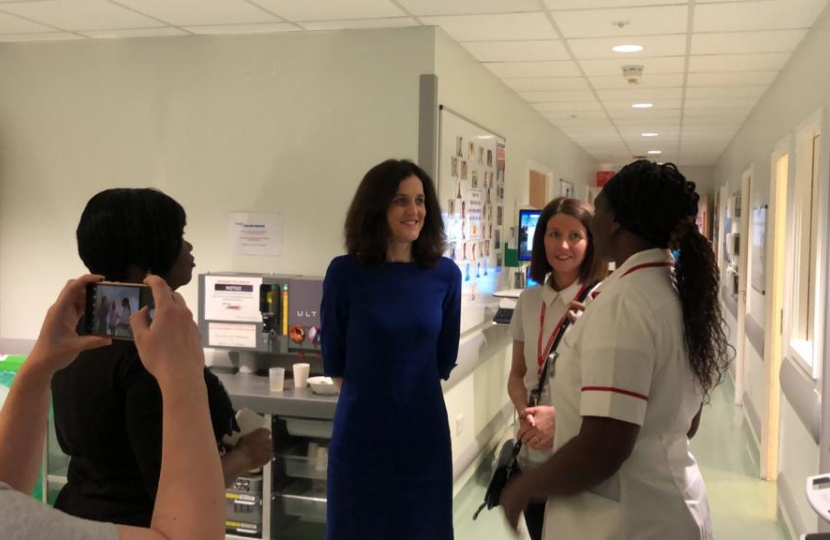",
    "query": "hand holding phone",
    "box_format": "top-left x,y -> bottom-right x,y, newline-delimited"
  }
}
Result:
83,281 -> 155,341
